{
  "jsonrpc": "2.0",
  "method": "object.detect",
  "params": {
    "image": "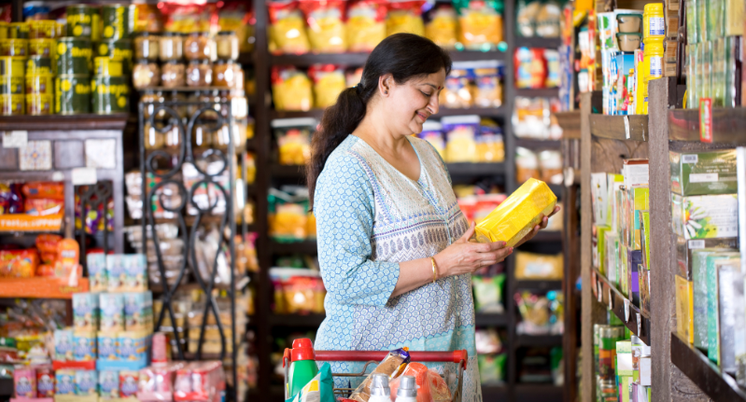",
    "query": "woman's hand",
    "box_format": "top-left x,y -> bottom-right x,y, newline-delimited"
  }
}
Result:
434,222 -> 512,277
514,205 -> 562,248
